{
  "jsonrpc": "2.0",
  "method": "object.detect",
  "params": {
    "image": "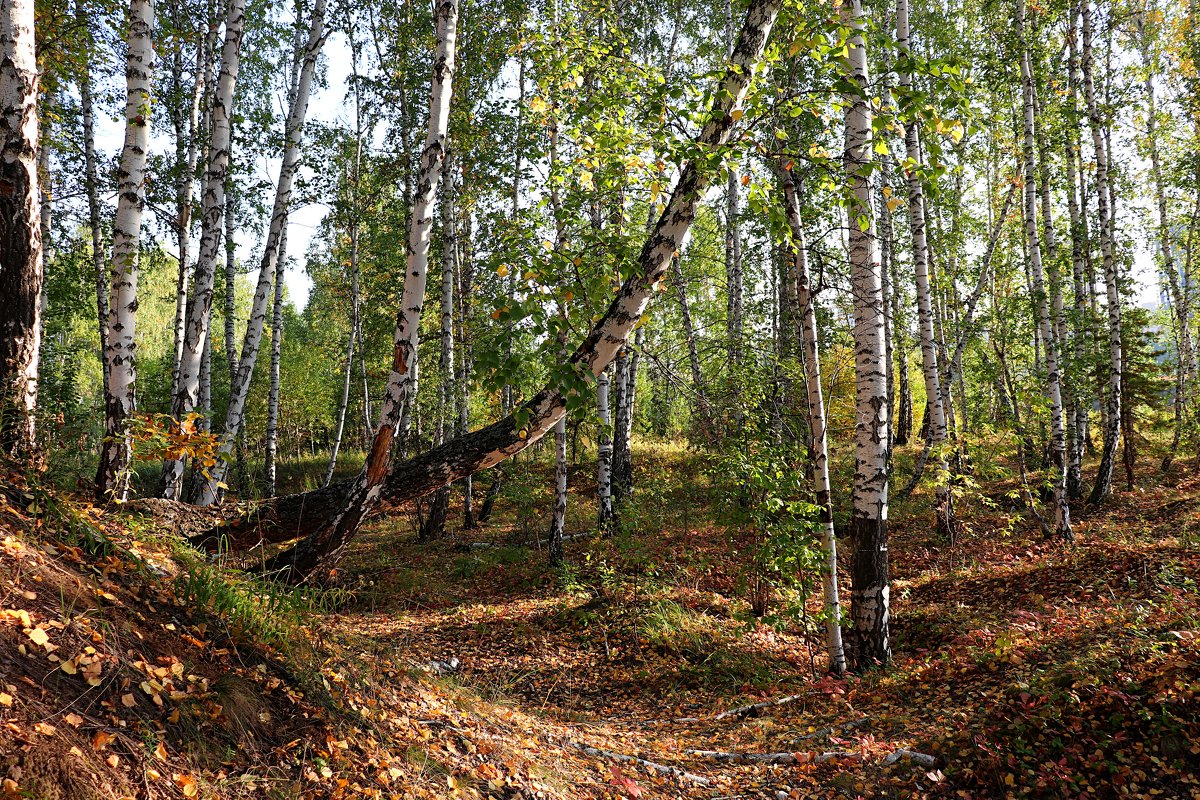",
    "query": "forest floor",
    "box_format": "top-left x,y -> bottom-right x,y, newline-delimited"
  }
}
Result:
1,440 -> 1198,799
